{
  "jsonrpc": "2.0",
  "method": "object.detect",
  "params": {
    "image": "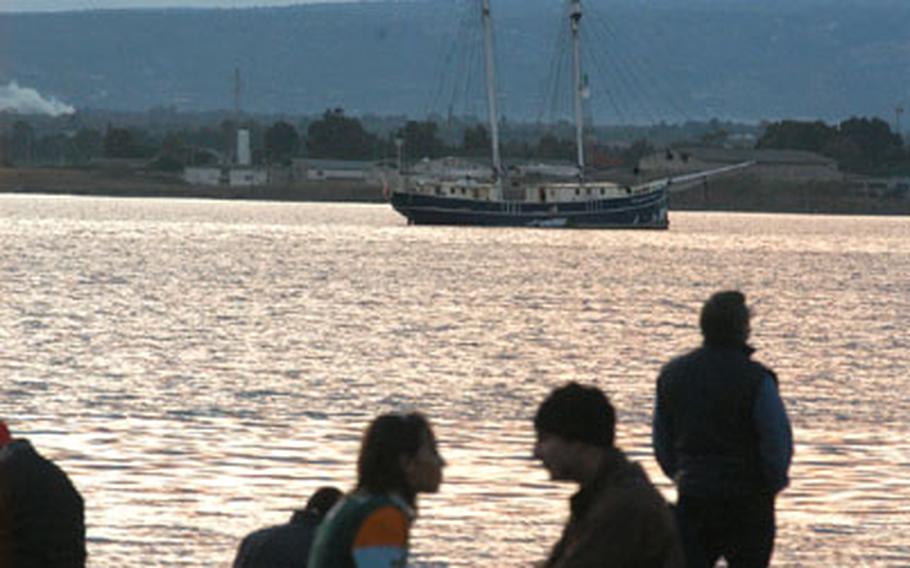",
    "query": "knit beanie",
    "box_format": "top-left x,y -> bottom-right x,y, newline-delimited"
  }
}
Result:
534,382 -> 616,448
